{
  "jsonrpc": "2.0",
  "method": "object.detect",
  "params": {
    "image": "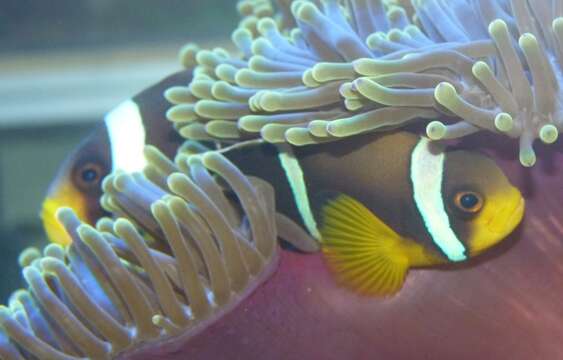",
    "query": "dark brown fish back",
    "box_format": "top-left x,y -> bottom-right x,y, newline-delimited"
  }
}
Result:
134,70 -> 191,159
296,132 -> 440,253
